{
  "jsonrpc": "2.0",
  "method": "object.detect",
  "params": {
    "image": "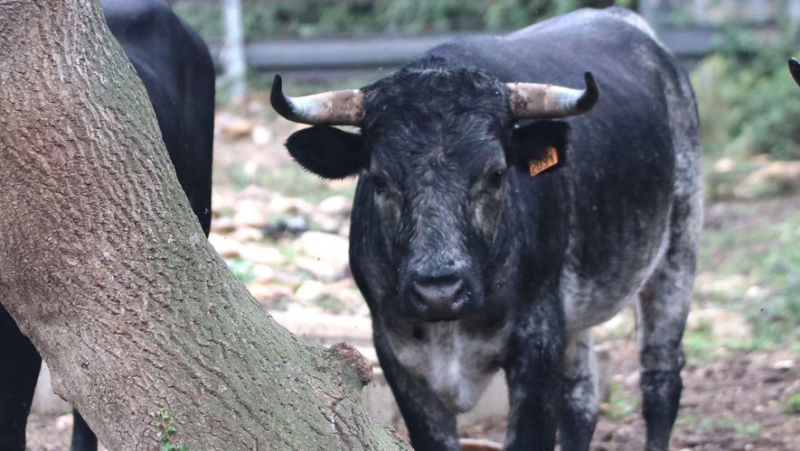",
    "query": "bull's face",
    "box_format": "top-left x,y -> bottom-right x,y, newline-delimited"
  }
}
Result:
272,65 -> 597,321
